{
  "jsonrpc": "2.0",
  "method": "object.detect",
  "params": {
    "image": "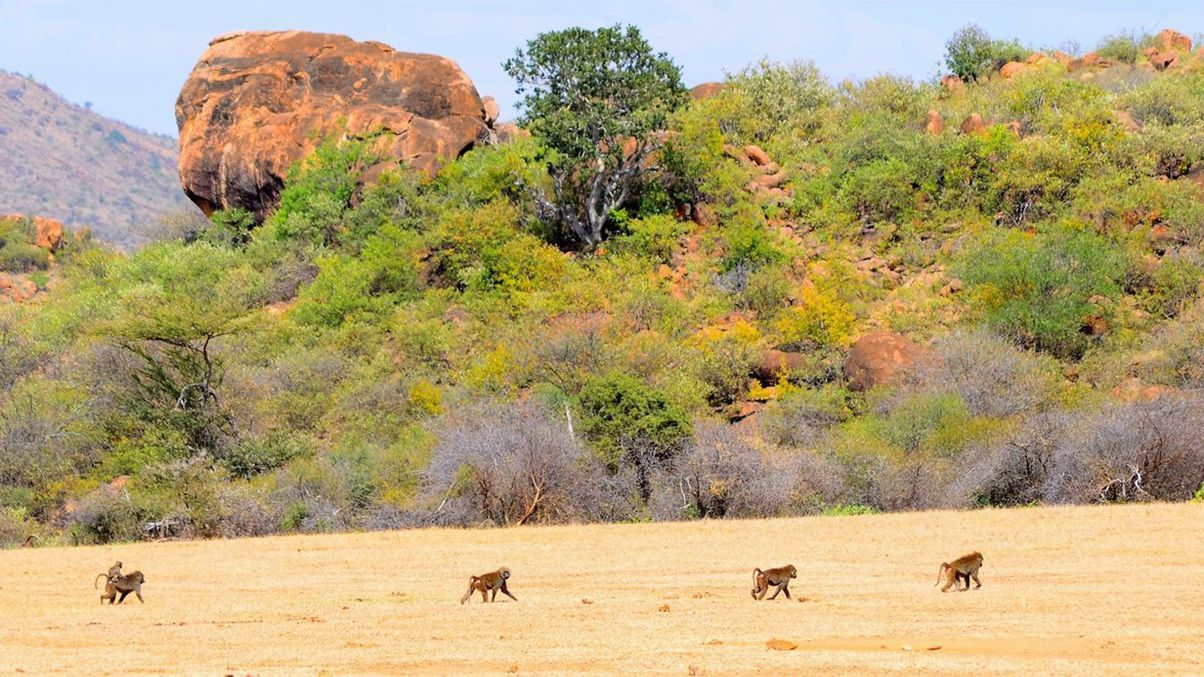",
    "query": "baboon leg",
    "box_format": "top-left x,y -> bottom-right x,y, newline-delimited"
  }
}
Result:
940,573 -> 954,592
781,582 -> 791,600
500,581 -> 517,602
480,586 -> 488,602
491,587 -> 498,602
135,588 -> 144,603
971,572 -> 981,589
118,590 -> 130,604
768,583 -> 782,600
